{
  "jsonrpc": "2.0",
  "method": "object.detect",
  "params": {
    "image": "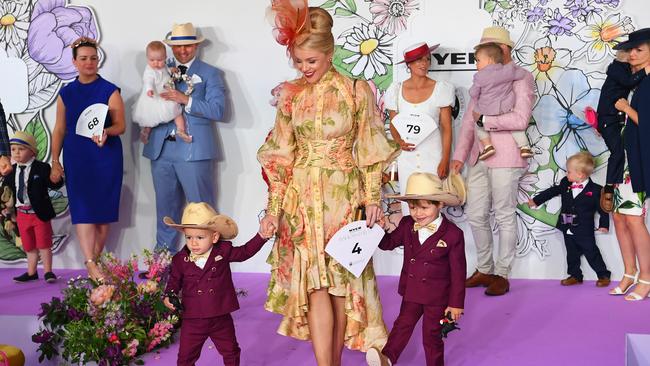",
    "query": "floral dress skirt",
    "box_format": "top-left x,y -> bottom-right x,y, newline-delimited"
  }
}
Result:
614,155 -> 647,216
